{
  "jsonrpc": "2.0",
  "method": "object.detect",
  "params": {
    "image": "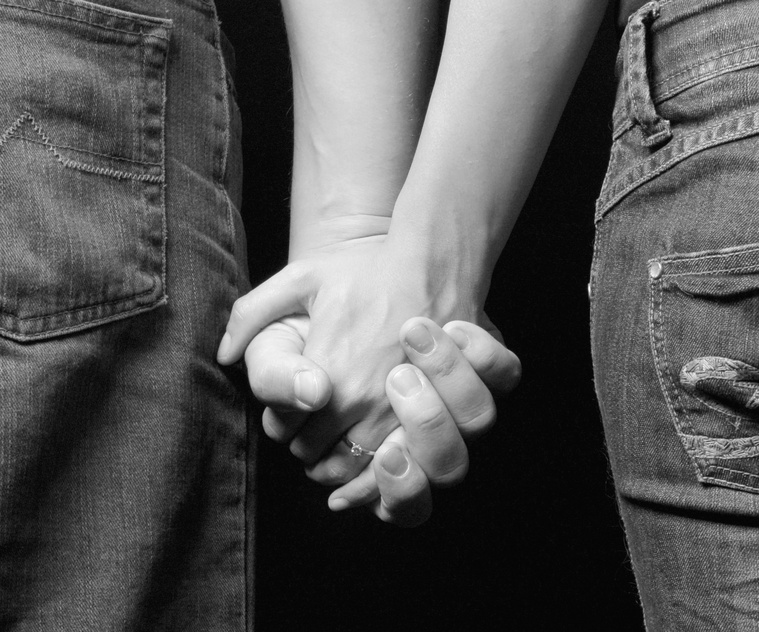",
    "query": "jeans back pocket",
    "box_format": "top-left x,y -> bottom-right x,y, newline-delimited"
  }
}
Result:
650,243 -> 759,493
0,0 -> 171,341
